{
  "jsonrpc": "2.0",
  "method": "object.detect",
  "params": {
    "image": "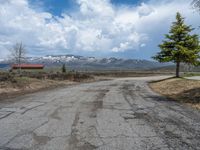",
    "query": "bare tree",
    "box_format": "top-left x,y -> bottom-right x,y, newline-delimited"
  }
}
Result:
10,42 -> 26,74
